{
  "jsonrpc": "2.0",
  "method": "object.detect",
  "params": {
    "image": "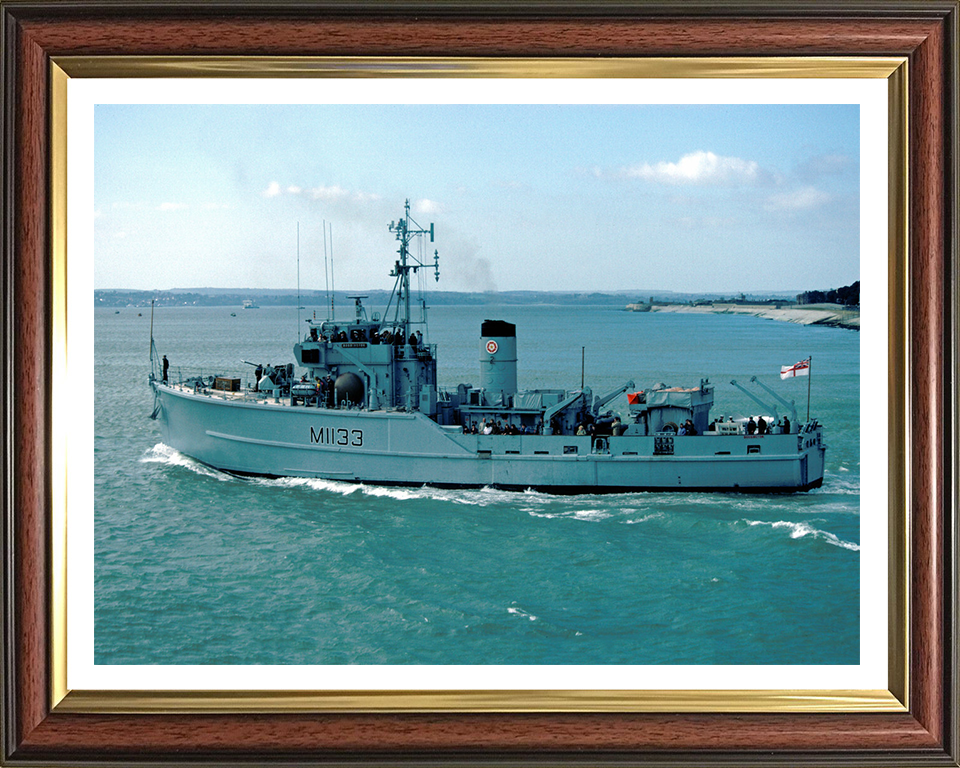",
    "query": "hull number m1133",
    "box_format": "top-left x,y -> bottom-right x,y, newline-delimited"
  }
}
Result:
310,426 -> 363,447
